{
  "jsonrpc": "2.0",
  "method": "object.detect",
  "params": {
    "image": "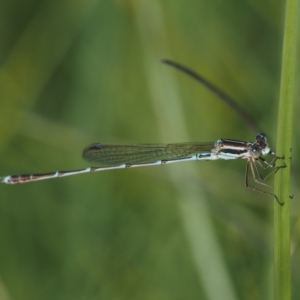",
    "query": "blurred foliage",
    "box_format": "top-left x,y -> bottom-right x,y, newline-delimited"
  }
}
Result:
0,0 -> 299,299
